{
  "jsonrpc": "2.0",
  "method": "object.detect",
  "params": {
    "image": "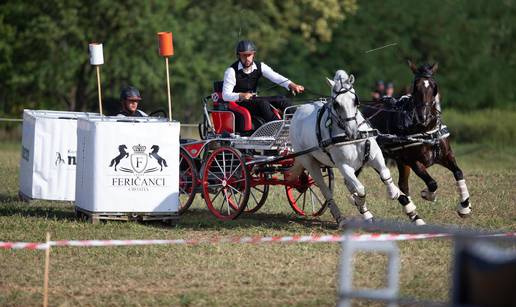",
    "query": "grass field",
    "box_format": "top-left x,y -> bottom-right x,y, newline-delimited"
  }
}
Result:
0,141 -> 515,306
